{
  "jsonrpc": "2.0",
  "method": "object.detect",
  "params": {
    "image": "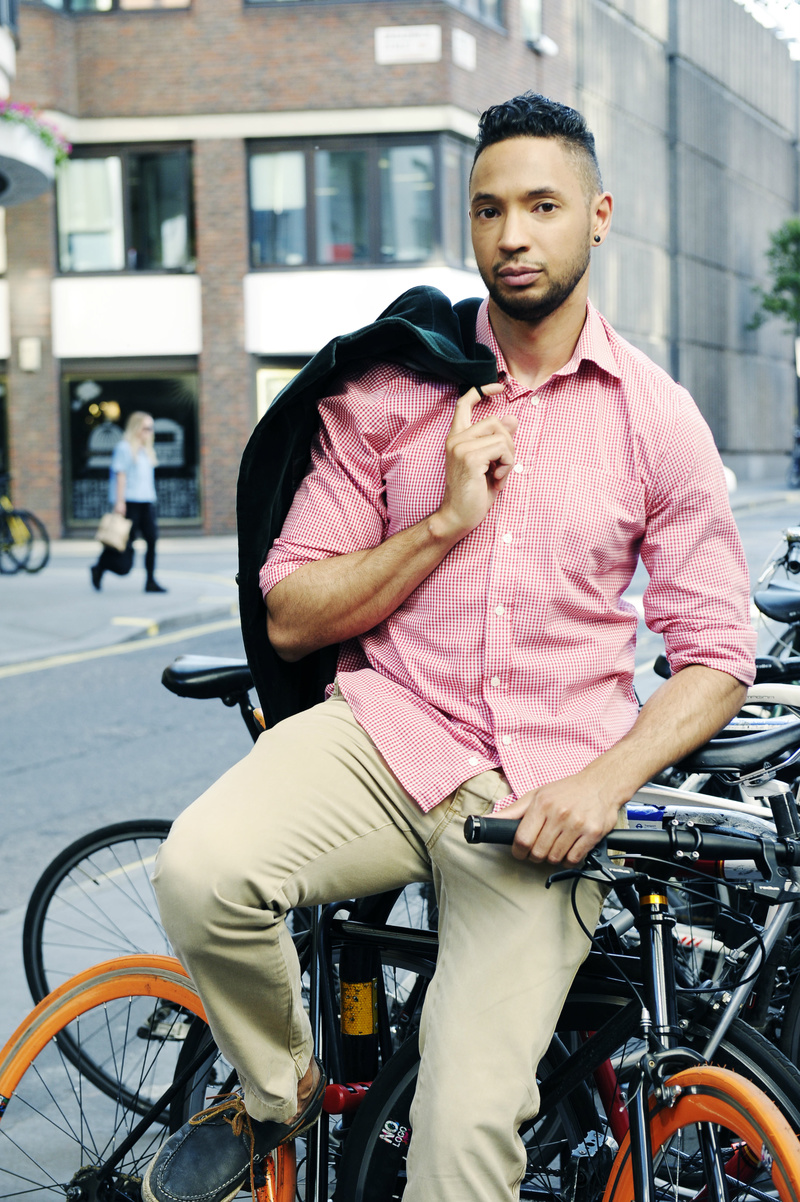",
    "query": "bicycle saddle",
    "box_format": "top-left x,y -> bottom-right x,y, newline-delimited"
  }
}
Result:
161,655 -> 254,700
677,718 -> 800,774
753,582 -> 800,623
